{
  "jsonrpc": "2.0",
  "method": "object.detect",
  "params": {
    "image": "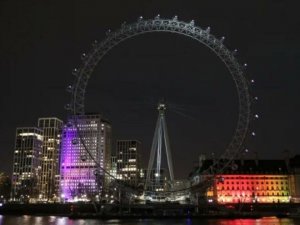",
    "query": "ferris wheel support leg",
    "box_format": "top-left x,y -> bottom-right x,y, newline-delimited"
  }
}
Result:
145,116 -> 160,191
156,118 -> 163,182
162,116 -> 174,182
